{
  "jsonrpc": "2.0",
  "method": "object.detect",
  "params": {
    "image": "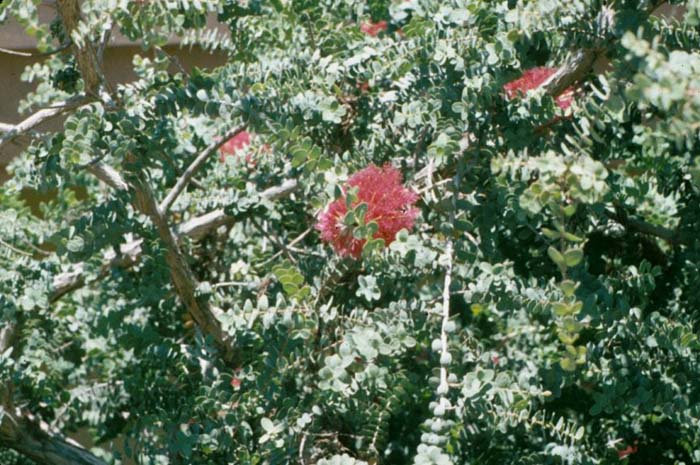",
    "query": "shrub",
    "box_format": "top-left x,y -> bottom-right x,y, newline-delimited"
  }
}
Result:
1,1 -> 699,464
